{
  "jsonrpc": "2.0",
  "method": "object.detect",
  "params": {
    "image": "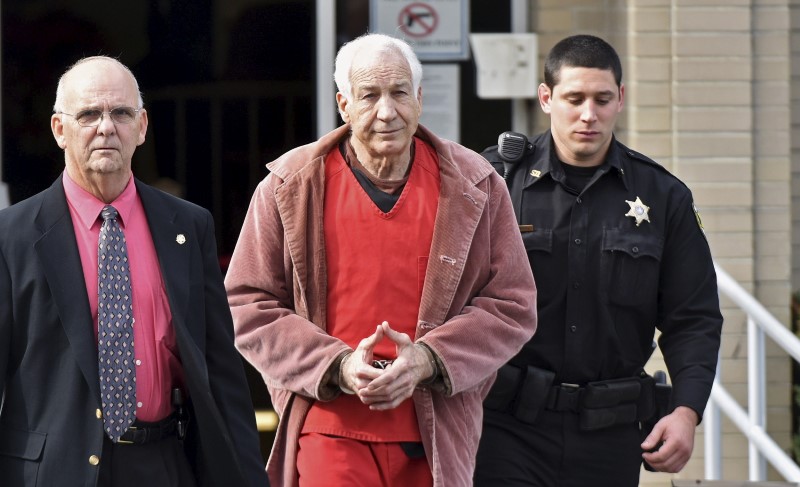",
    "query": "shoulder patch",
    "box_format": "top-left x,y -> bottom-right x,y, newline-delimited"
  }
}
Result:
692,202 -> 707,239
